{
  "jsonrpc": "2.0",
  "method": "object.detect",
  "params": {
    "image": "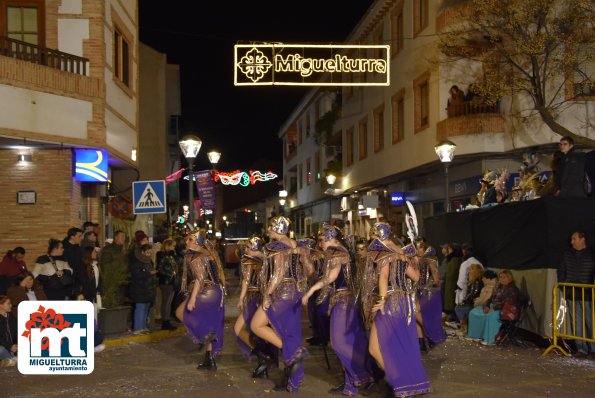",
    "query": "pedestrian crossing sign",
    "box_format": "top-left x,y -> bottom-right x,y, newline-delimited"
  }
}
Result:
132,180 -> 166,214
